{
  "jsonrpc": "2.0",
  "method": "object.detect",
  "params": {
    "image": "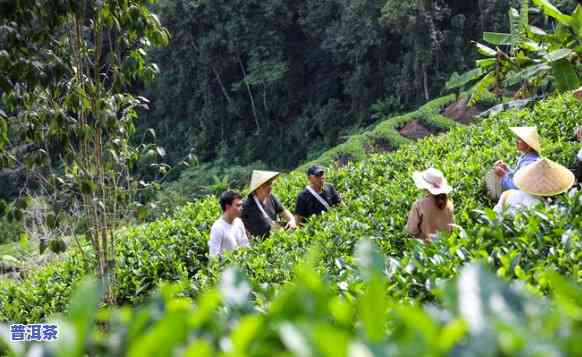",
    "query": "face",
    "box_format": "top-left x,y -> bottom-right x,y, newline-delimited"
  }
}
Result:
516,138 -> 531,153
308,171 -> 325,188
226,198 -> 244,217
256,180 -> 273,196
